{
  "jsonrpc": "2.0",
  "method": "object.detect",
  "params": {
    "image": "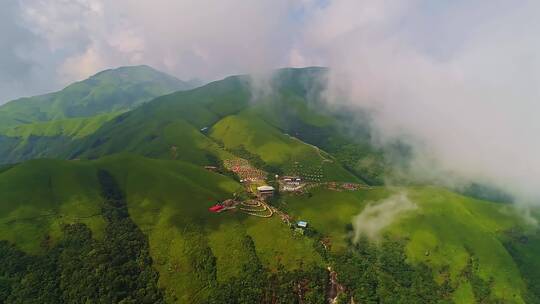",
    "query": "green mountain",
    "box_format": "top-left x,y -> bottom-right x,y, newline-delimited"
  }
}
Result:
283,186 -> 540,303
0,65 -> 199,164
55,67 -> 383,183
0,155 -> 538,303
0,155 -> 324,303
0,67 -> 538,303
1,67 -> 375,180
0,65 -> 194,130
0,113 -> 121,164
